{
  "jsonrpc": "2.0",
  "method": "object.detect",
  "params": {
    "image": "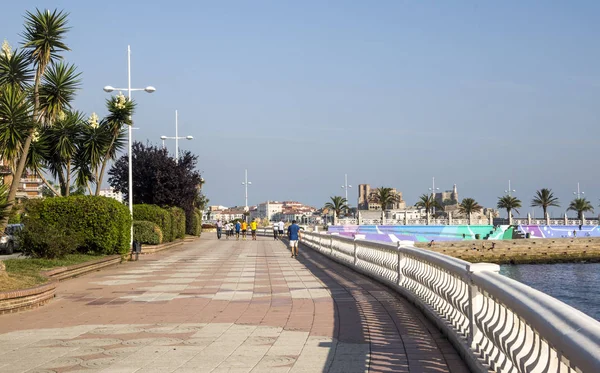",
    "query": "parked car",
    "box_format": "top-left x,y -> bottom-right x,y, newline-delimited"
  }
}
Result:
0,224 -> 23,254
